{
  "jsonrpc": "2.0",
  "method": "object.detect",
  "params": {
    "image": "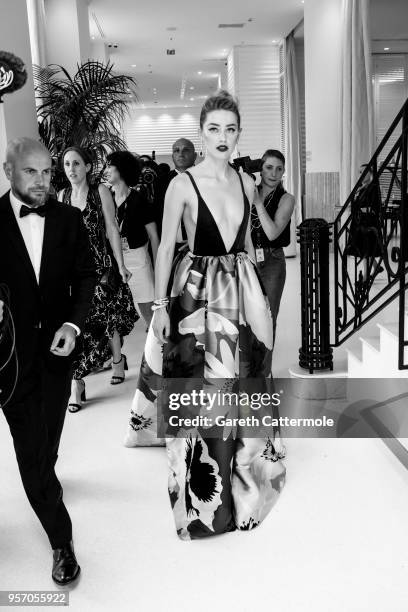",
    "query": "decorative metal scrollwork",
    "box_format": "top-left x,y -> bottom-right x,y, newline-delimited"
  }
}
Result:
333,98 -> 408,368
